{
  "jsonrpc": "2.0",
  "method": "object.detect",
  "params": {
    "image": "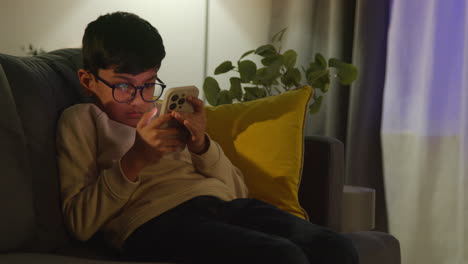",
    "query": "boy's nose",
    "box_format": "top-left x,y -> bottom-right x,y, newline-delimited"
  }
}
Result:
128,92 -> 146,105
